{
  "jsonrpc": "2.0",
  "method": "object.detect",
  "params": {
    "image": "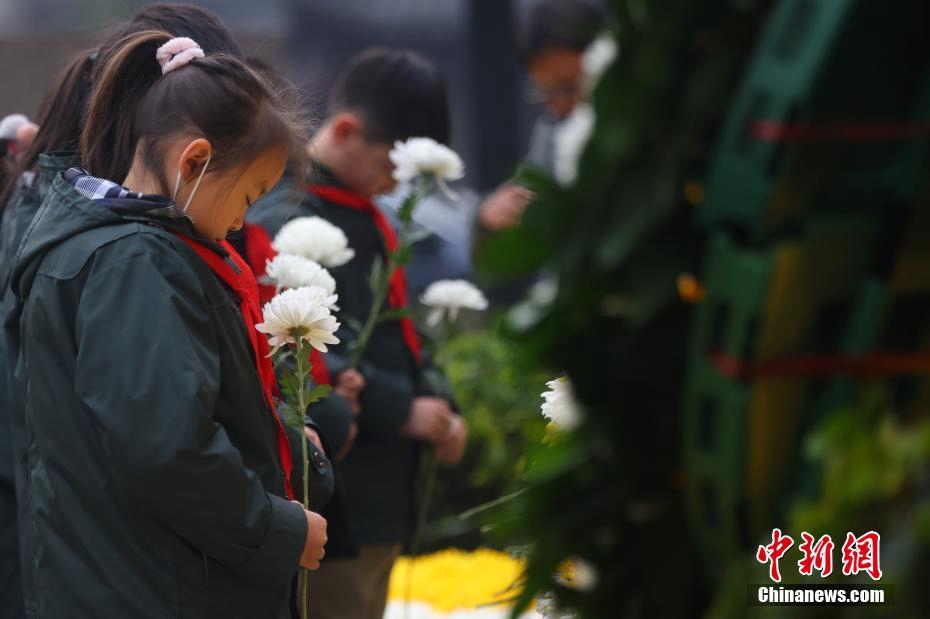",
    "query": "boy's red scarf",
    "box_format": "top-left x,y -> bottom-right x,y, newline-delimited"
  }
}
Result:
309,184 -> 423,365
173,233 -> 294,500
